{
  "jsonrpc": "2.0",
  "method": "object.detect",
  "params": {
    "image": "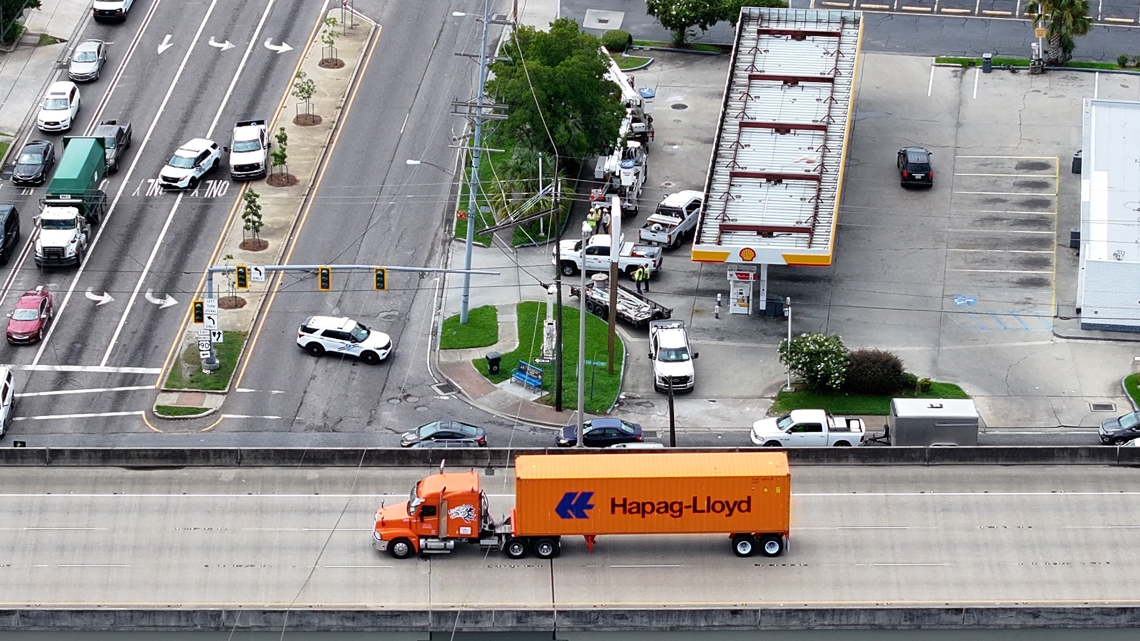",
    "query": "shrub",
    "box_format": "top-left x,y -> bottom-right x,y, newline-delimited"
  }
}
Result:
918,377 -> 933,394
601,29 -> 632,53
1131,54 -> 1140,67
778,333 -> 849,391
843,349 -> 906,395
1118,54 -> 1130,67
901,372 -> 919,392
